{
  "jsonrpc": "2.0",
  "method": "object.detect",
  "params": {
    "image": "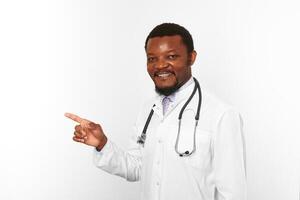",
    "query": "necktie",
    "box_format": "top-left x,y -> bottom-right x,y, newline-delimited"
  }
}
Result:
162,96 -> 171,115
